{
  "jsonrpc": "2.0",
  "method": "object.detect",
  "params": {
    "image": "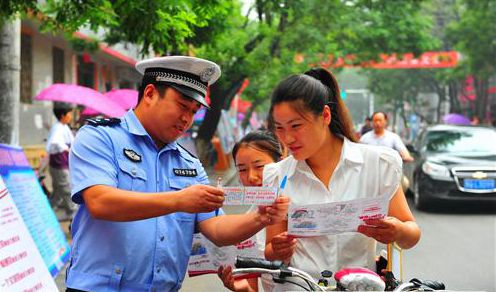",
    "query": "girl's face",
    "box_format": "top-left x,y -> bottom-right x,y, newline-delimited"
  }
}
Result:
272,101 -> 330,161
235,146 -> 275,187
